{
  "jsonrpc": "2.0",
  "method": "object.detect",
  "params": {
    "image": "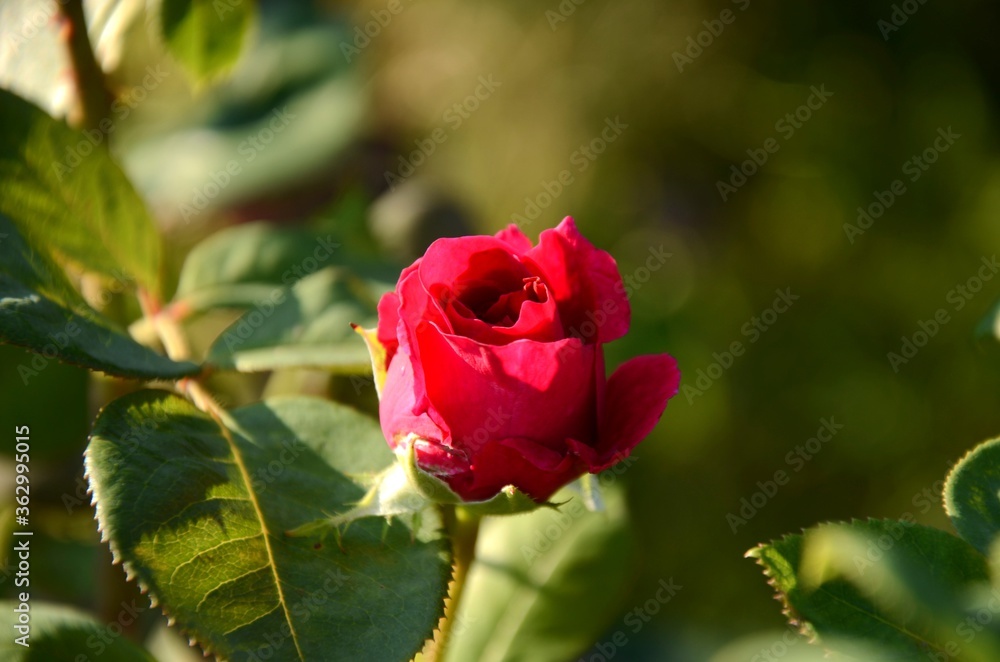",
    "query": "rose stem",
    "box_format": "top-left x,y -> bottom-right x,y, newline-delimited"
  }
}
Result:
431,505 -> 481,661
58,0 -> 112,130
